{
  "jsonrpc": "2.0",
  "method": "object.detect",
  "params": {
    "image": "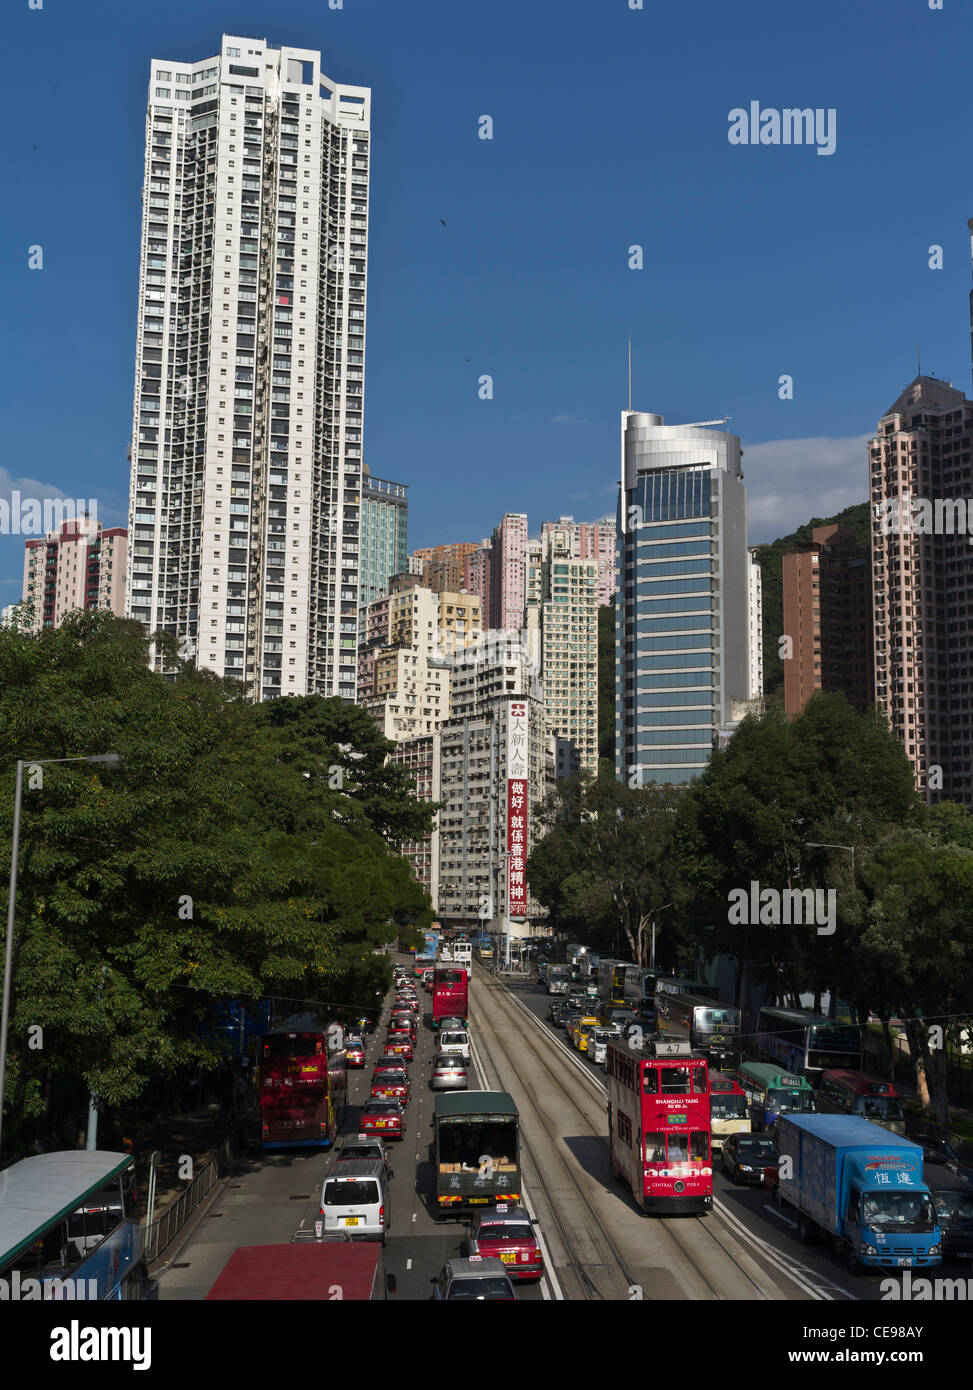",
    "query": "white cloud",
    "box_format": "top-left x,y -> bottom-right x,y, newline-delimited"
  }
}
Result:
742,433 -> 872,543
0,468 -> 126,528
